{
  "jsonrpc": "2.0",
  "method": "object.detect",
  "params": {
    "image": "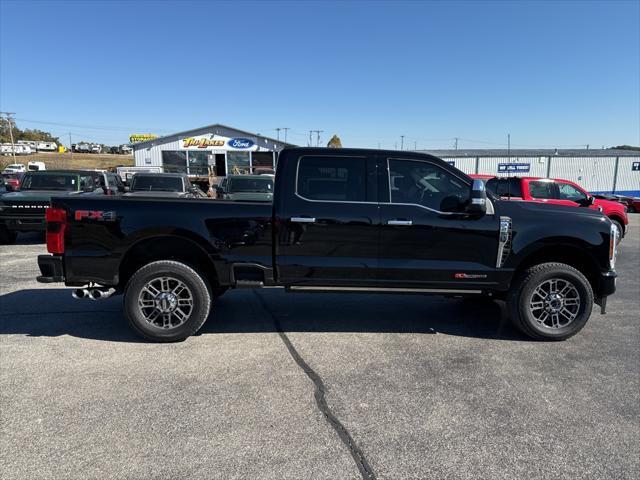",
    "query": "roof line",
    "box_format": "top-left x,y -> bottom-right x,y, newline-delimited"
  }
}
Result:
131,123 -> 294,148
